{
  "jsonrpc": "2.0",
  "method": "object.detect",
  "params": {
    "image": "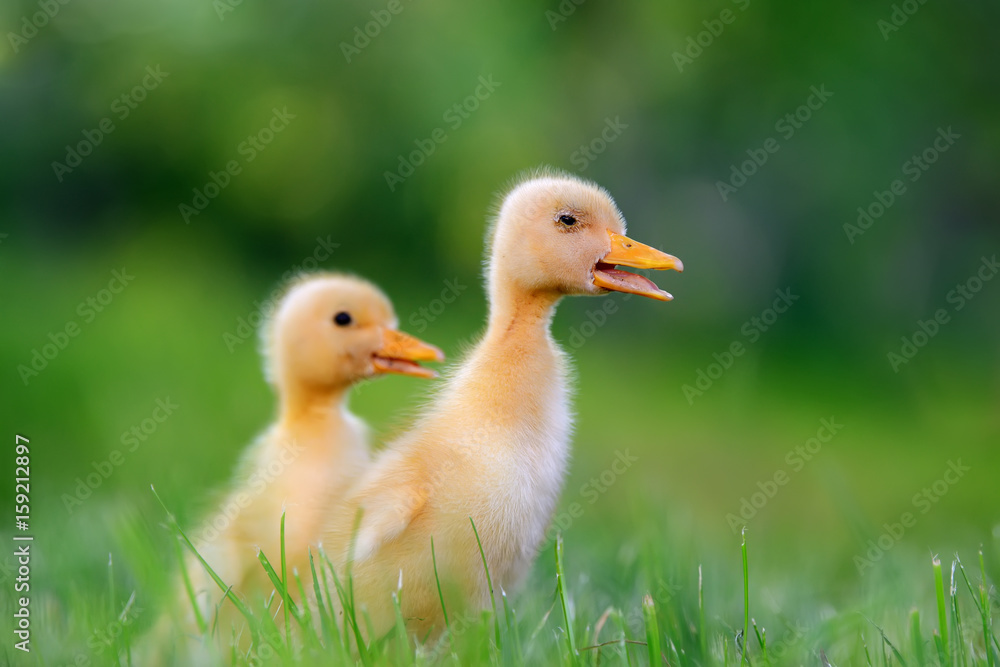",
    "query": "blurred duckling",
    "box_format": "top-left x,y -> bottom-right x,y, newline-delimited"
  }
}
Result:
175,273 -> 443,647
318,169 -> 682,640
